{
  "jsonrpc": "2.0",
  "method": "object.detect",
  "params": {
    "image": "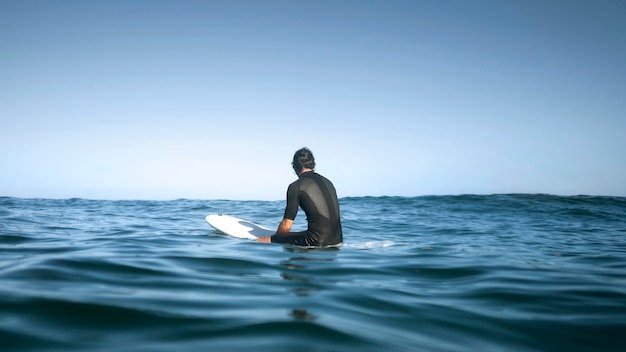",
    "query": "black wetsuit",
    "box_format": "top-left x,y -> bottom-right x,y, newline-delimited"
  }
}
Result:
271,171 -> 343,247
